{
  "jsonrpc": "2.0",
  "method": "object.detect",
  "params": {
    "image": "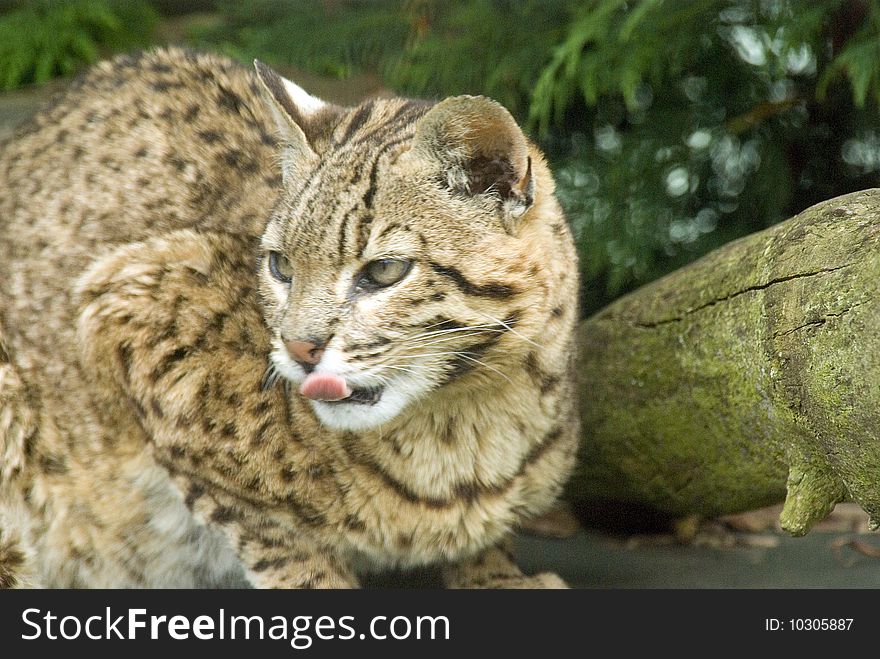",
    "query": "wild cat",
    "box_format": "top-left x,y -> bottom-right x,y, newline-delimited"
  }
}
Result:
0,48 -> 579,588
